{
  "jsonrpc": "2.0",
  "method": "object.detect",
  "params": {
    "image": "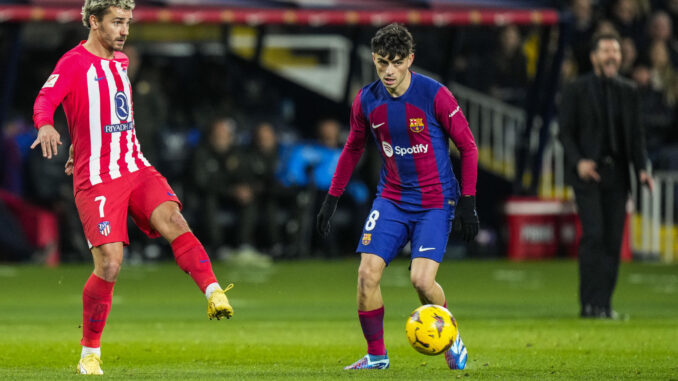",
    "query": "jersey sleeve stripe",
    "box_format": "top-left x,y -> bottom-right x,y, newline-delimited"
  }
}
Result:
132,130 -> 151,167
116,61 -> 139,174
102,60 -> 122,180
86,64 -> 103,186
371,104 -> 402,202
405,102 -> 444,209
